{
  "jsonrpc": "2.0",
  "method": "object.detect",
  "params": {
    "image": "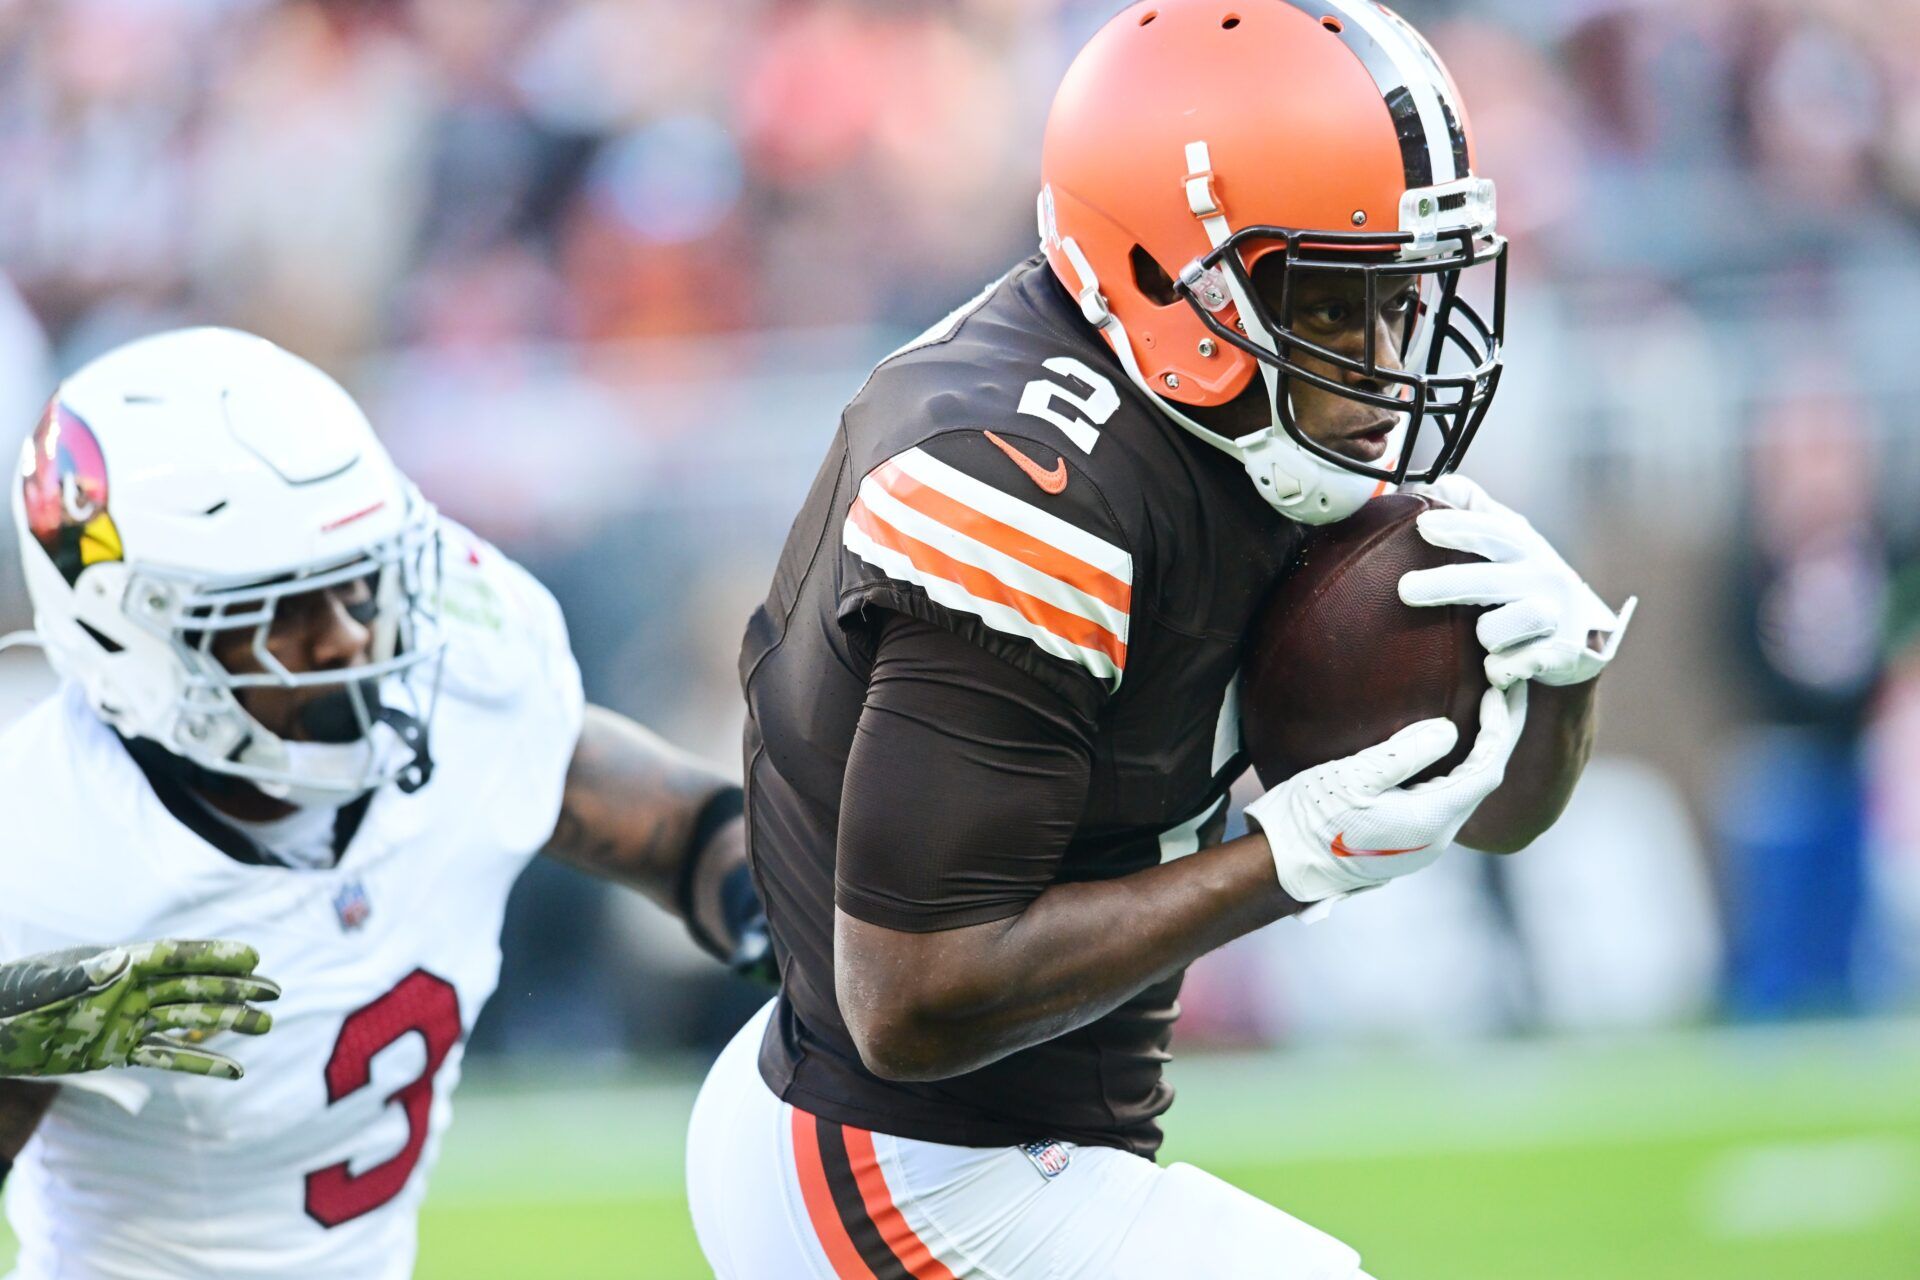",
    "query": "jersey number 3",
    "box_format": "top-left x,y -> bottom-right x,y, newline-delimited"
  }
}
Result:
1017,357 -> 1116,454
304,969 -> 463,1229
